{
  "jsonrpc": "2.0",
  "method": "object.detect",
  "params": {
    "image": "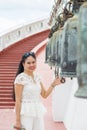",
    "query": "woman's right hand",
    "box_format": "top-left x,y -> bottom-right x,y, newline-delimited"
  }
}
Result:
51,76 -> 61,87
